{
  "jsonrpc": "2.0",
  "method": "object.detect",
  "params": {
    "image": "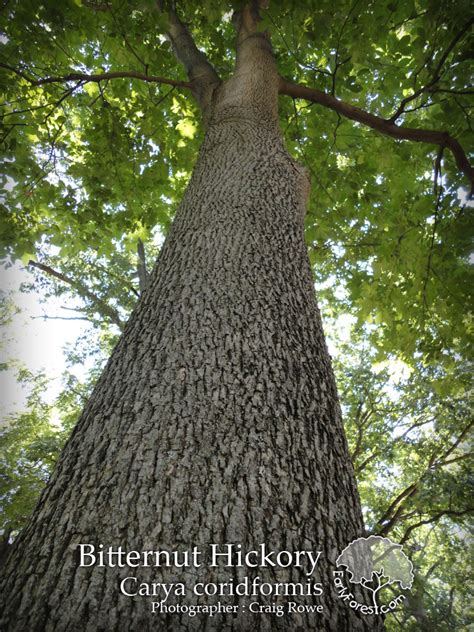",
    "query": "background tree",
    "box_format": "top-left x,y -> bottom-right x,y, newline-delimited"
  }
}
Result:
0,0 -> 472,630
